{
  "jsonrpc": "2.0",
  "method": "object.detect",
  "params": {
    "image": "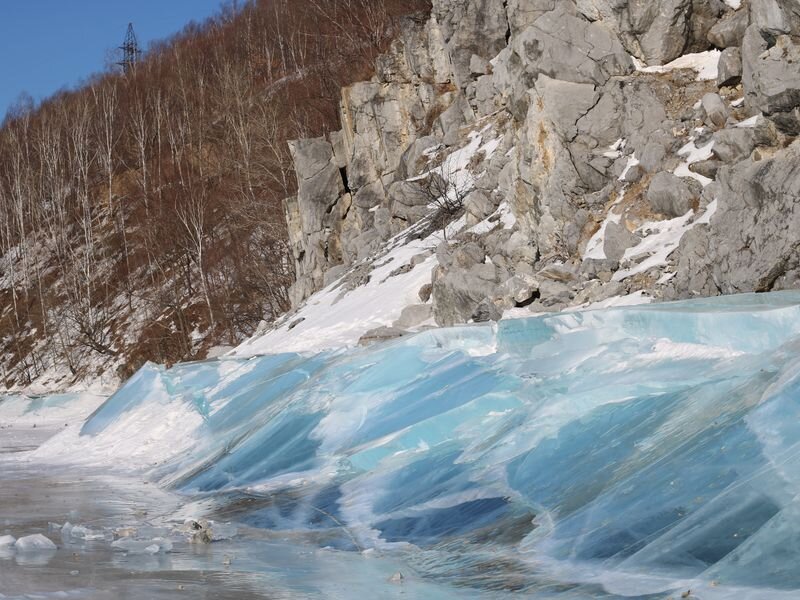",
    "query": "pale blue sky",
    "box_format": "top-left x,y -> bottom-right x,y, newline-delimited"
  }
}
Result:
0,1 -> 226,118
